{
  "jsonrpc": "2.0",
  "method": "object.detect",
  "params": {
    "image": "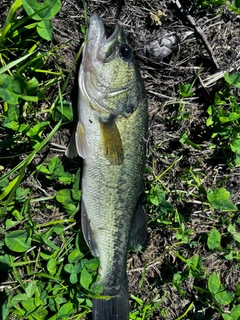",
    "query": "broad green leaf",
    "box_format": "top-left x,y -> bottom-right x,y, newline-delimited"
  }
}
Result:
83,258 -> 99,271
23,0 -> 61,20
59,172 -> 72,184
0,177 -> 8,190
0,74 -> 21,104
40,251 -> 52,260
230,138 -> 240,154
7,105 -> 19,121
69,272 -> 78,284
25,281 -> 37,298
25,77 -> 39,95
42,0 -> 61,19
71,189 -> 81,201
11,293 -> 29,302
43,238 -> 59,251
227,224 -> 240,243
68,249 -> 84,263
22,298 -> 36,312
3,120 -> 19,131
57,302 -> 74,318
73,263 -> 81,273
56,189 -> 71,203
207,188 -> 237,212
22,0 -> 41,19
206,116 -> 214,127
179,132 -> 188,144
64,264 -> 74,274
36,164 -> 50,175
16,187 -> 30,200
208,272 -> 221,294
47,258 -> 57,275
26,121 -> 49,138
214,290 -> 234,305
91,284 -> 103,295
224,72 -> 240,88
222,314 -> 232,320
80,266 -> 92,290
228,112 -> 240,122
148,186 -> 165,206
73,169 -> 81,190
5,230 -> 32,252
224,250 -> 233,260
63,202 -> 78,215
0,254 -> 11,269
48,156 -> 60,173
12,76 -> 38,96
52,223 -> 64,235
40,229 -> 59,250
231,304 -> 240,320
52,99 -> 74,122
207,228 -> 221,250
37,20 -> 53,40
0,75 -> 40,104
1,301 -> 9,319
52,165 -> 64,178
235,154 -> 240,165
